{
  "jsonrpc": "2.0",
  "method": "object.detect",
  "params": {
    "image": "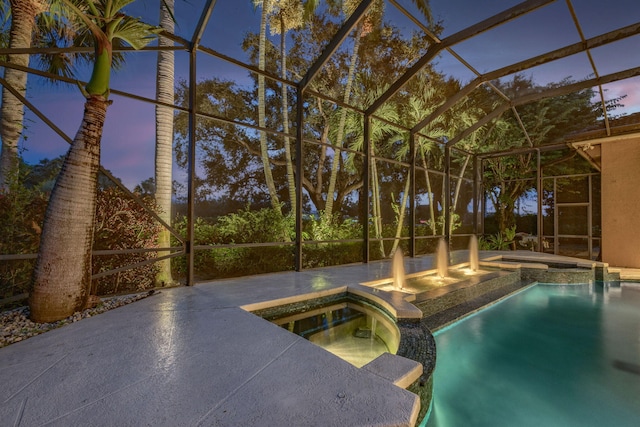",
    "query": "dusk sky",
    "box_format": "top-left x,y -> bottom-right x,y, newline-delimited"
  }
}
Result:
14,0 -> 640,189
